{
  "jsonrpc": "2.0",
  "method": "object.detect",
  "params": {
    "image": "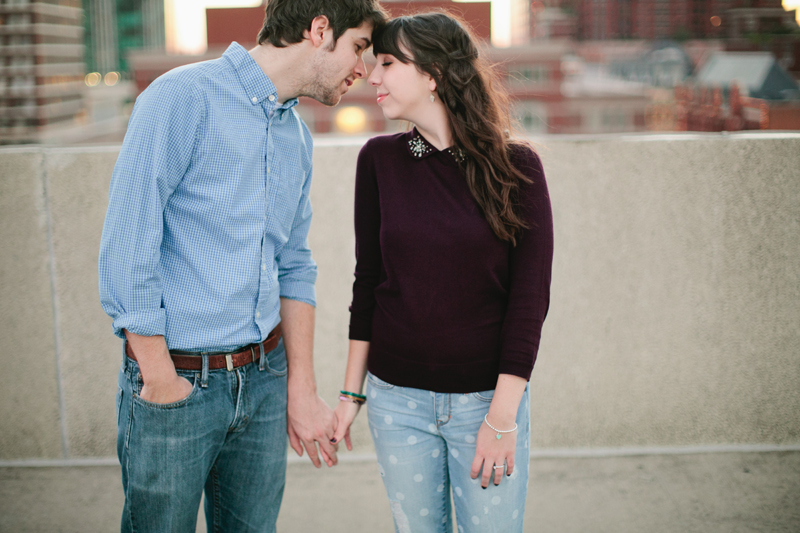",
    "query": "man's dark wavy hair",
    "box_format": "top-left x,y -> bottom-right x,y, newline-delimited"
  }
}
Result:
258,0 -> 387,49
